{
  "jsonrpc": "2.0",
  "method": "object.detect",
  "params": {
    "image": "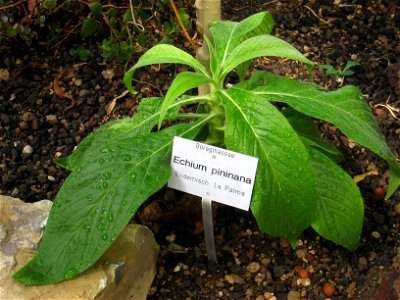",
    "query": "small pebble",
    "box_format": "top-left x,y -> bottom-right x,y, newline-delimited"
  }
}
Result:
22,111 -> 35,122
264,292 -> 276,300
102,69 -> 115,80
254,272 -> 265,285
79,89 -> 90,97
298,269 -> 309,279
22,145 -> 33,154
19,121 -> 28,129
373,187 -> 385,198
230,273 -> 244,285
247,262 -> 261,273
173,263 -> 182,272
224,274 -> 234,285
322,282 -> 336,297
296,249 -> 308,260
300,277 -> 311,286
74,78 -> 83,86
287,290 -> 301,300
0,68 -> 10,81
373,107 -> 385,117
279,238 -> 290,248
371,231 -> 381,239
358,256 -> 368,271
261,258 -> 271,267
394,204 -> 400,215
46,114 -> 58,125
